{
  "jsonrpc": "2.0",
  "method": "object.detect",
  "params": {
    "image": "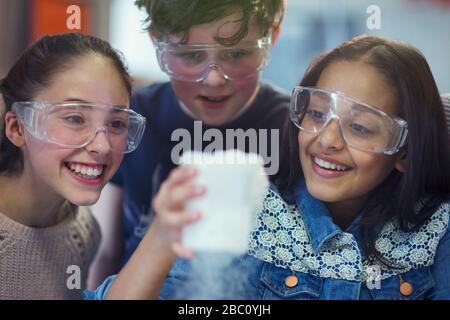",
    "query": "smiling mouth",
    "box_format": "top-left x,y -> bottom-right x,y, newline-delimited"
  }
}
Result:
312,156 -> 352,171
199,95 -> 230,105
64,162 -> 105,180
